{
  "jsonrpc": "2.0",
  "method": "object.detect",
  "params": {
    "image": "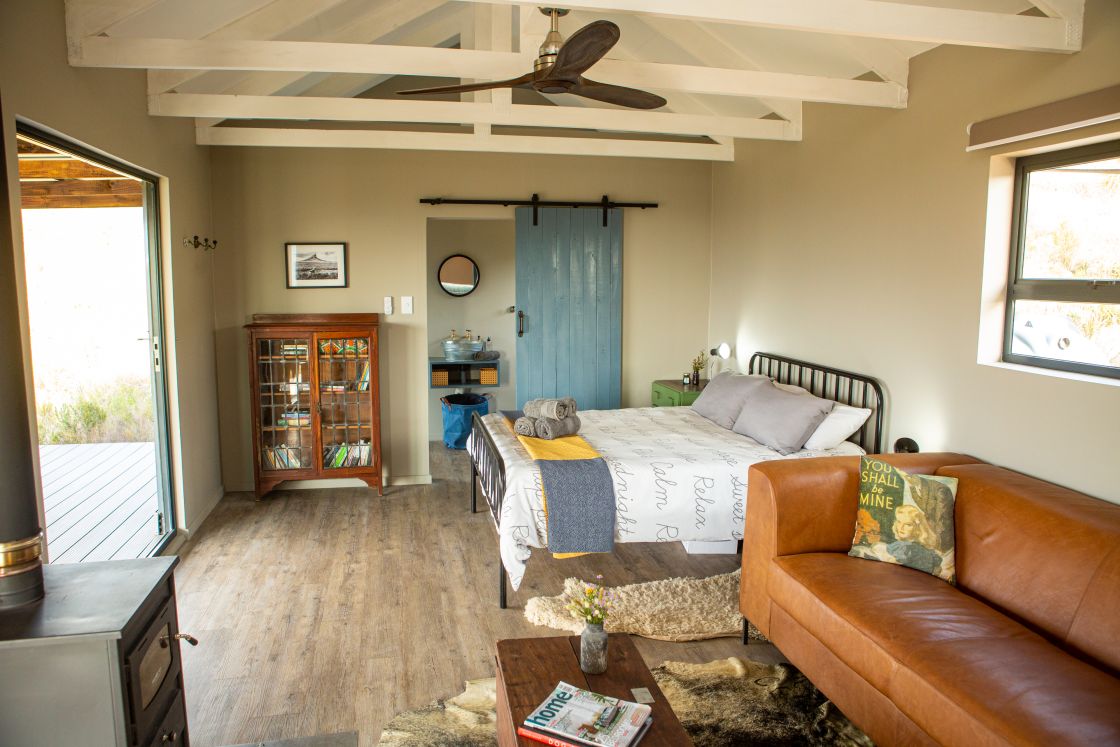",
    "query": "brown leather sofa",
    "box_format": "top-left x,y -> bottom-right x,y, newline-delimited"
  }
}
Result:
741,453 -> 1120,747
